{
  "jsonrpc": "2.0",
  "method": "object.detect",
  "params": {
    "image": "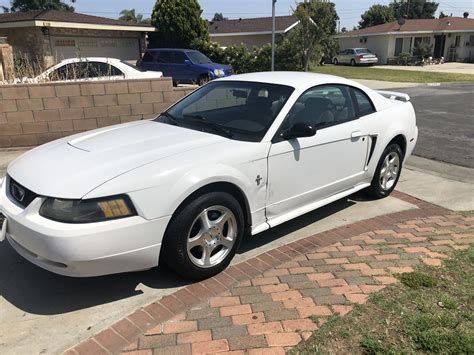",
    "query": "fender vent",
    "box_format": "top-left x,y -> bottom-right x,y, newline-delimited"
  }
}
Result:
366,136 -> 377,166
